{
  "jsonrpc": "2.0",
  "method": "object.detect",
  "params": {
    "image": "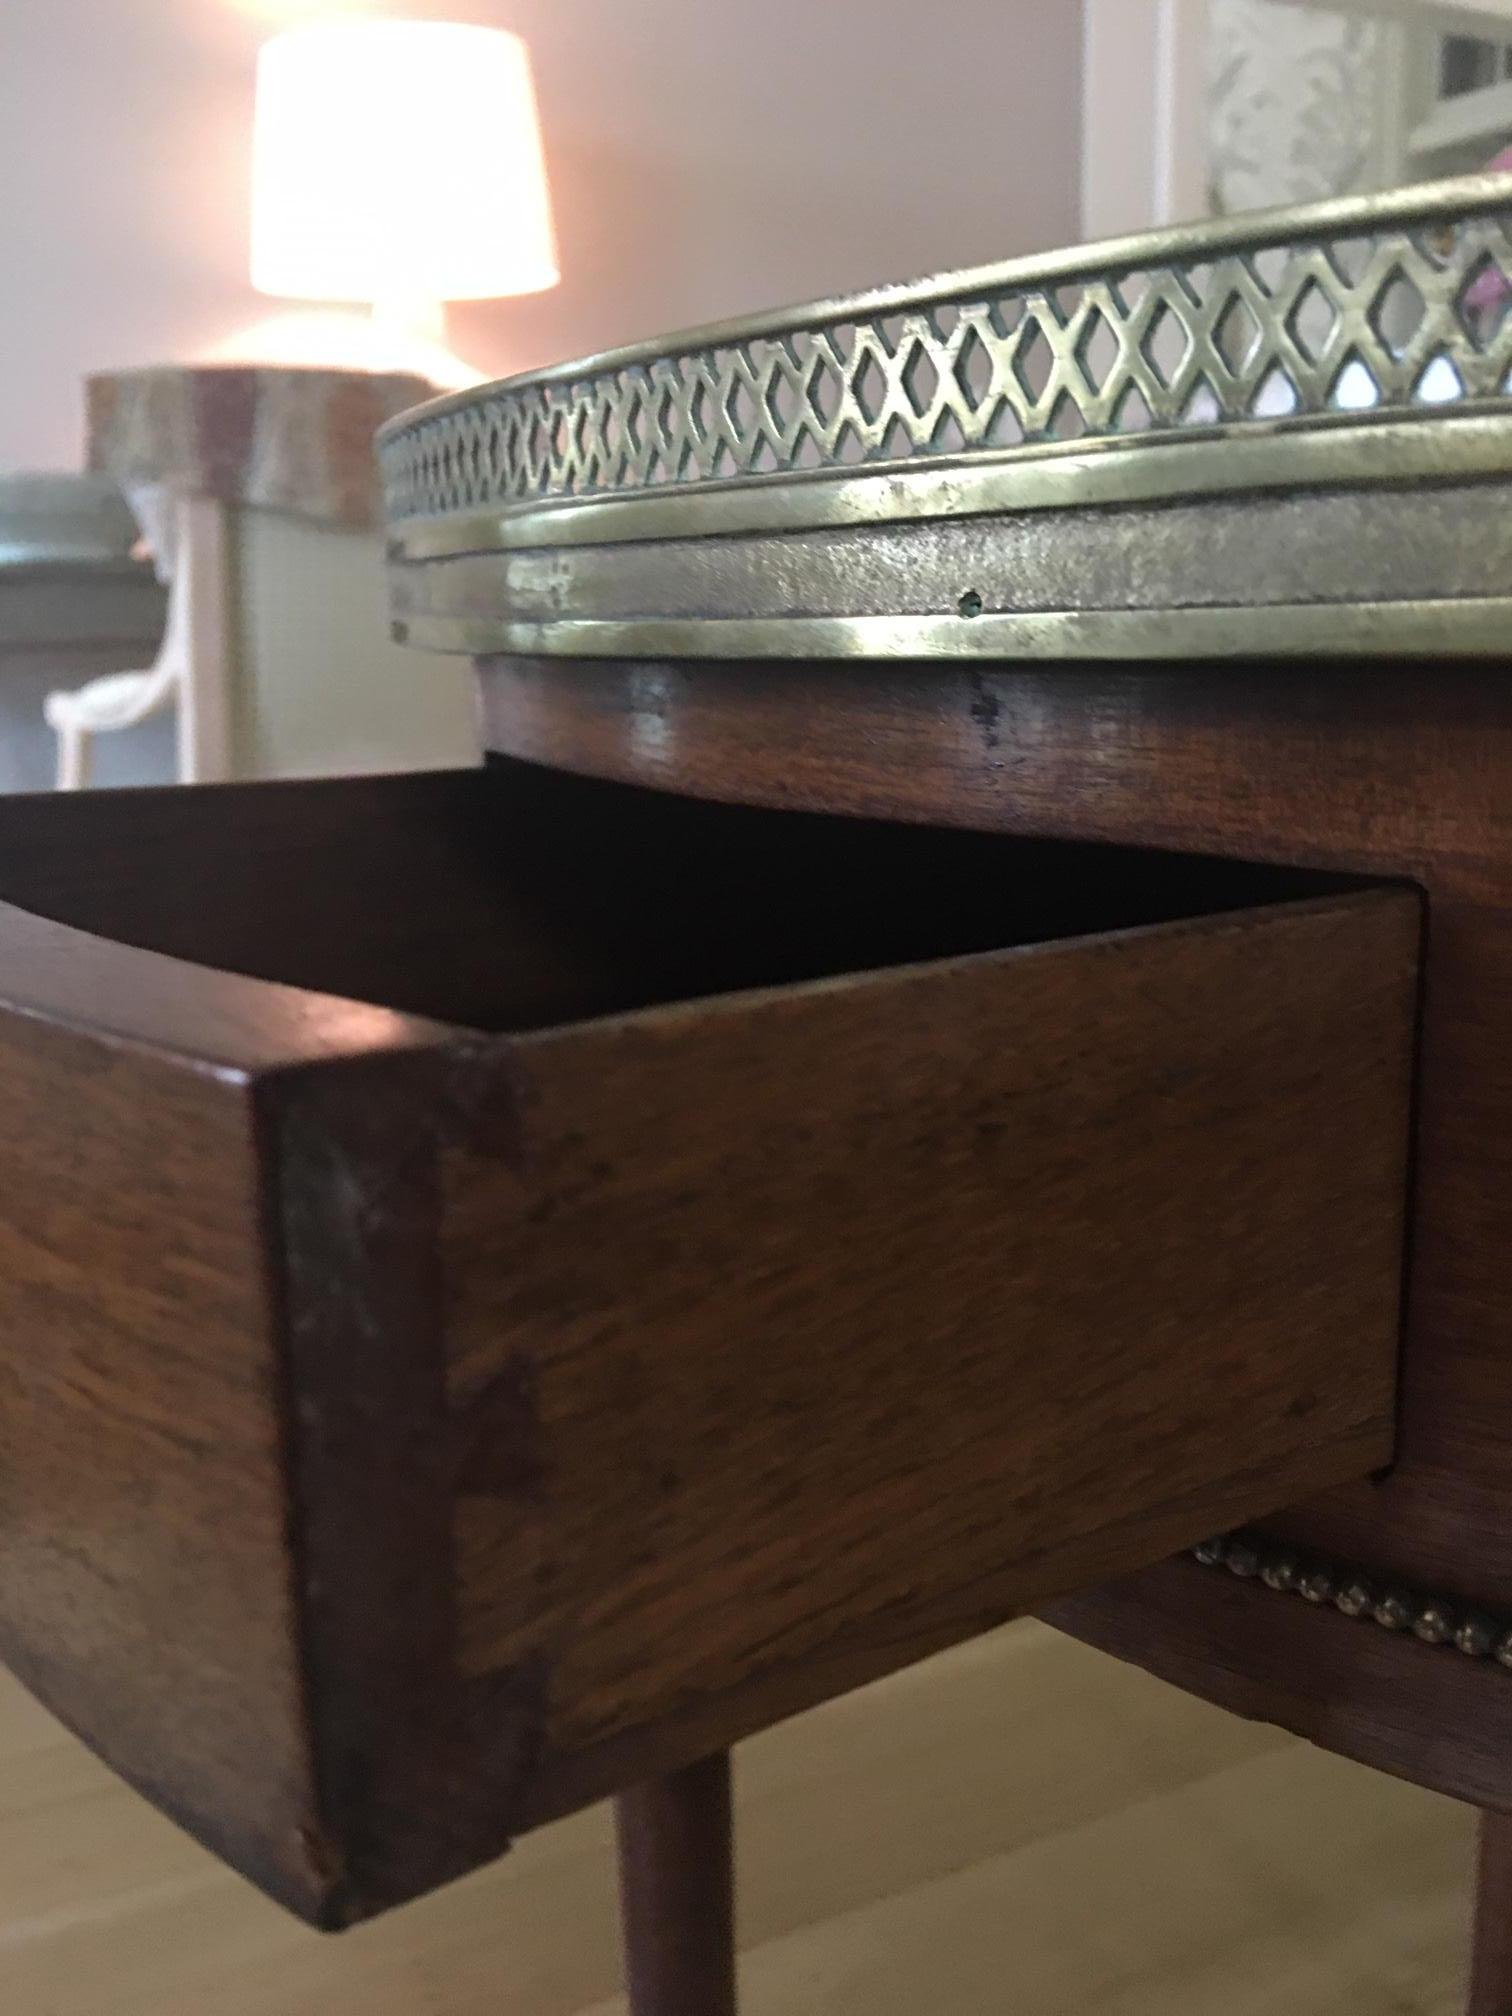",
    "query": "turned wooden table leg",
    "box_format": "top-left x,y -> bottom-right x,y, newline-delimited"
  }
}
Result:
1470,1810 -> 1512,2014
615,1751 -> 737,2016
